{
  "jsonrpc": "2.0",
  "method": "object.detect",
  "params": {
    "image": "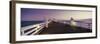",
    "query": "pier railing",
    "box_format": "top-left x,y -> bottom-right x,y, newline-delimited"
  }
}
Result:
21,21 -> 52,35
21,23 -> 45,35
